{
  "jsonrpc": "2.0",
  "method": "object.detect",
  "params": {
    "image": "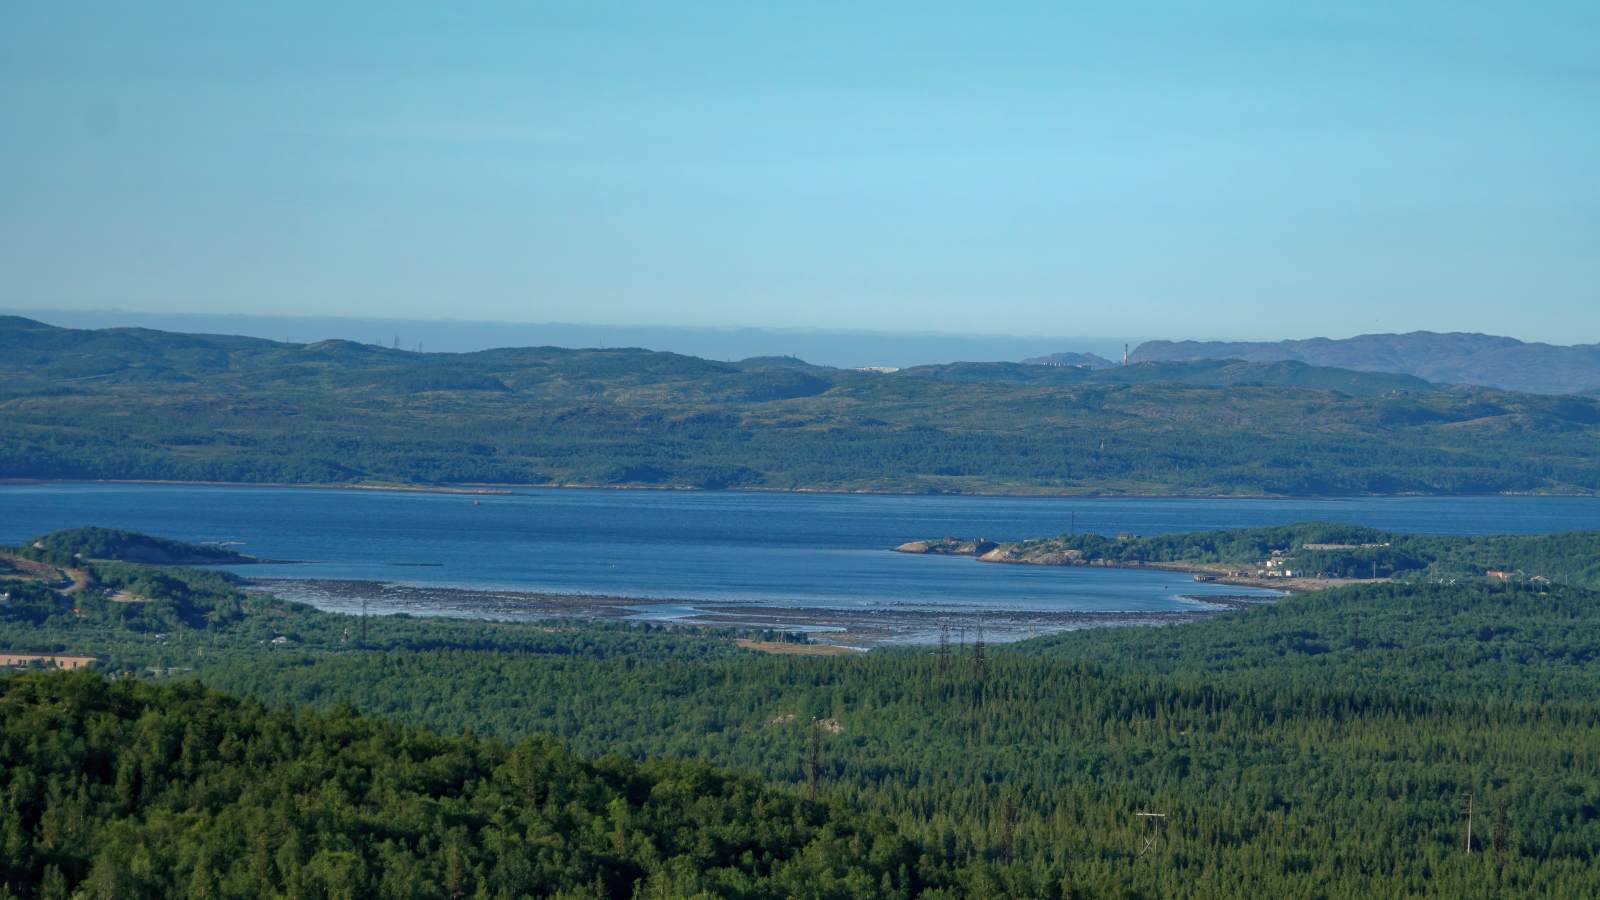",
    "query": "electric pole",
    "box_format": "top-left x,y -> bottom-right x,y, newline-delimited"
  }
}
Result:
807,718 -> 822,801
